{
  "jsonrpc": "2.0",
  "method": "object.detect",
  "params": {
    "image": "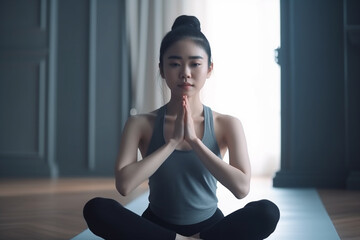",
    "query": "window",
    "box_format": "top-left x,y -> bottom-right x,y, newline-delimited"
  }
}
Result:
203,0 -> 280,177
